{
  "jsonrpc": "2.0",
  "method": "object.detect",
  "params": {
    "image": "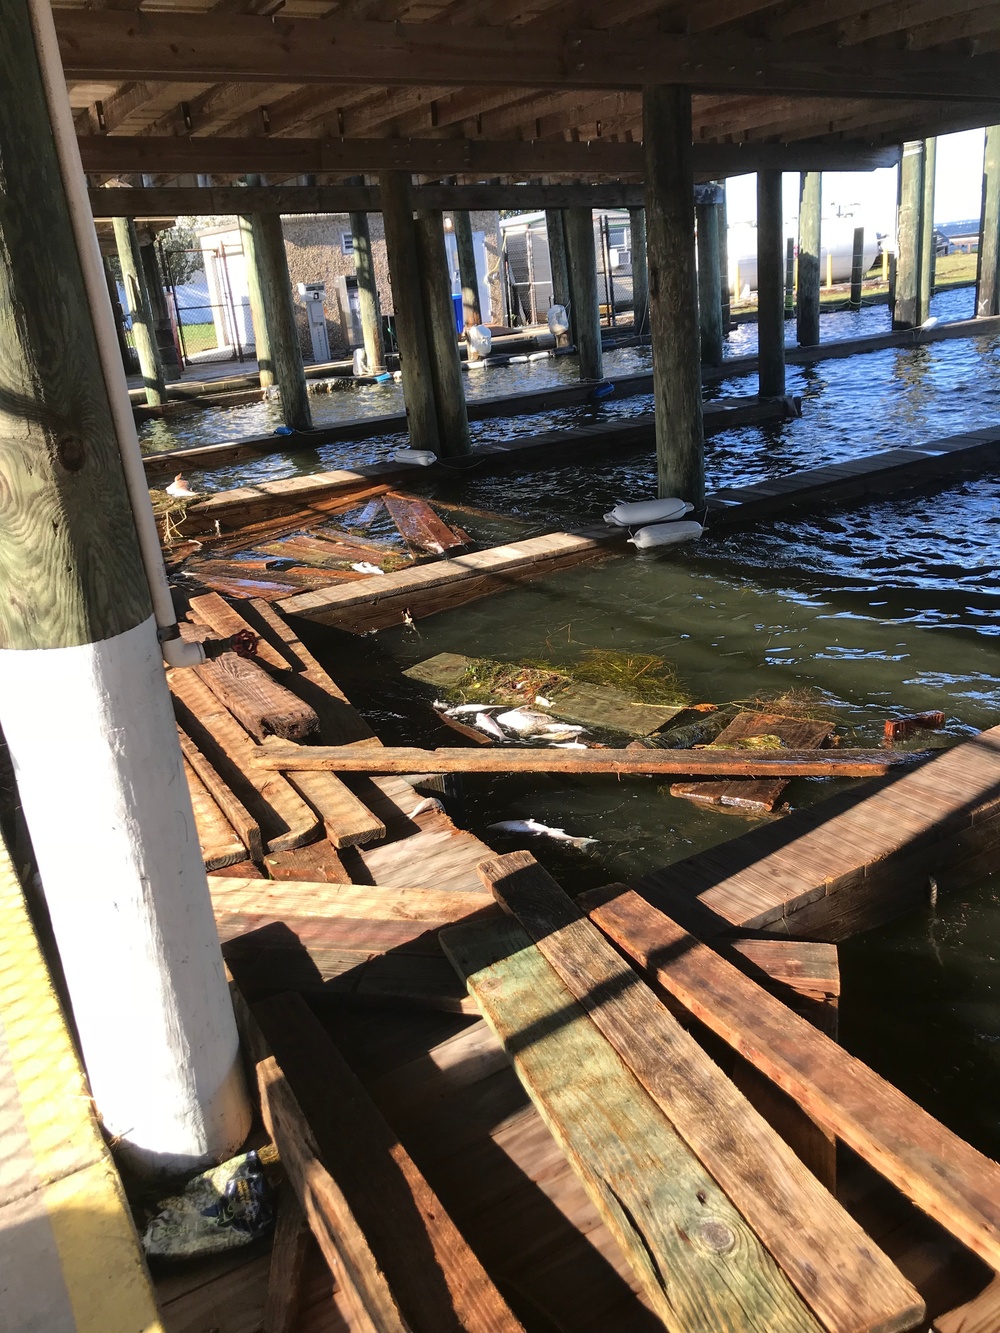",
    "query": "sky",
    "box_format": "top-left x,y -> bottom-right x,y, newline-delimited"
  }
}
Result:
725,127 -> 986,235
